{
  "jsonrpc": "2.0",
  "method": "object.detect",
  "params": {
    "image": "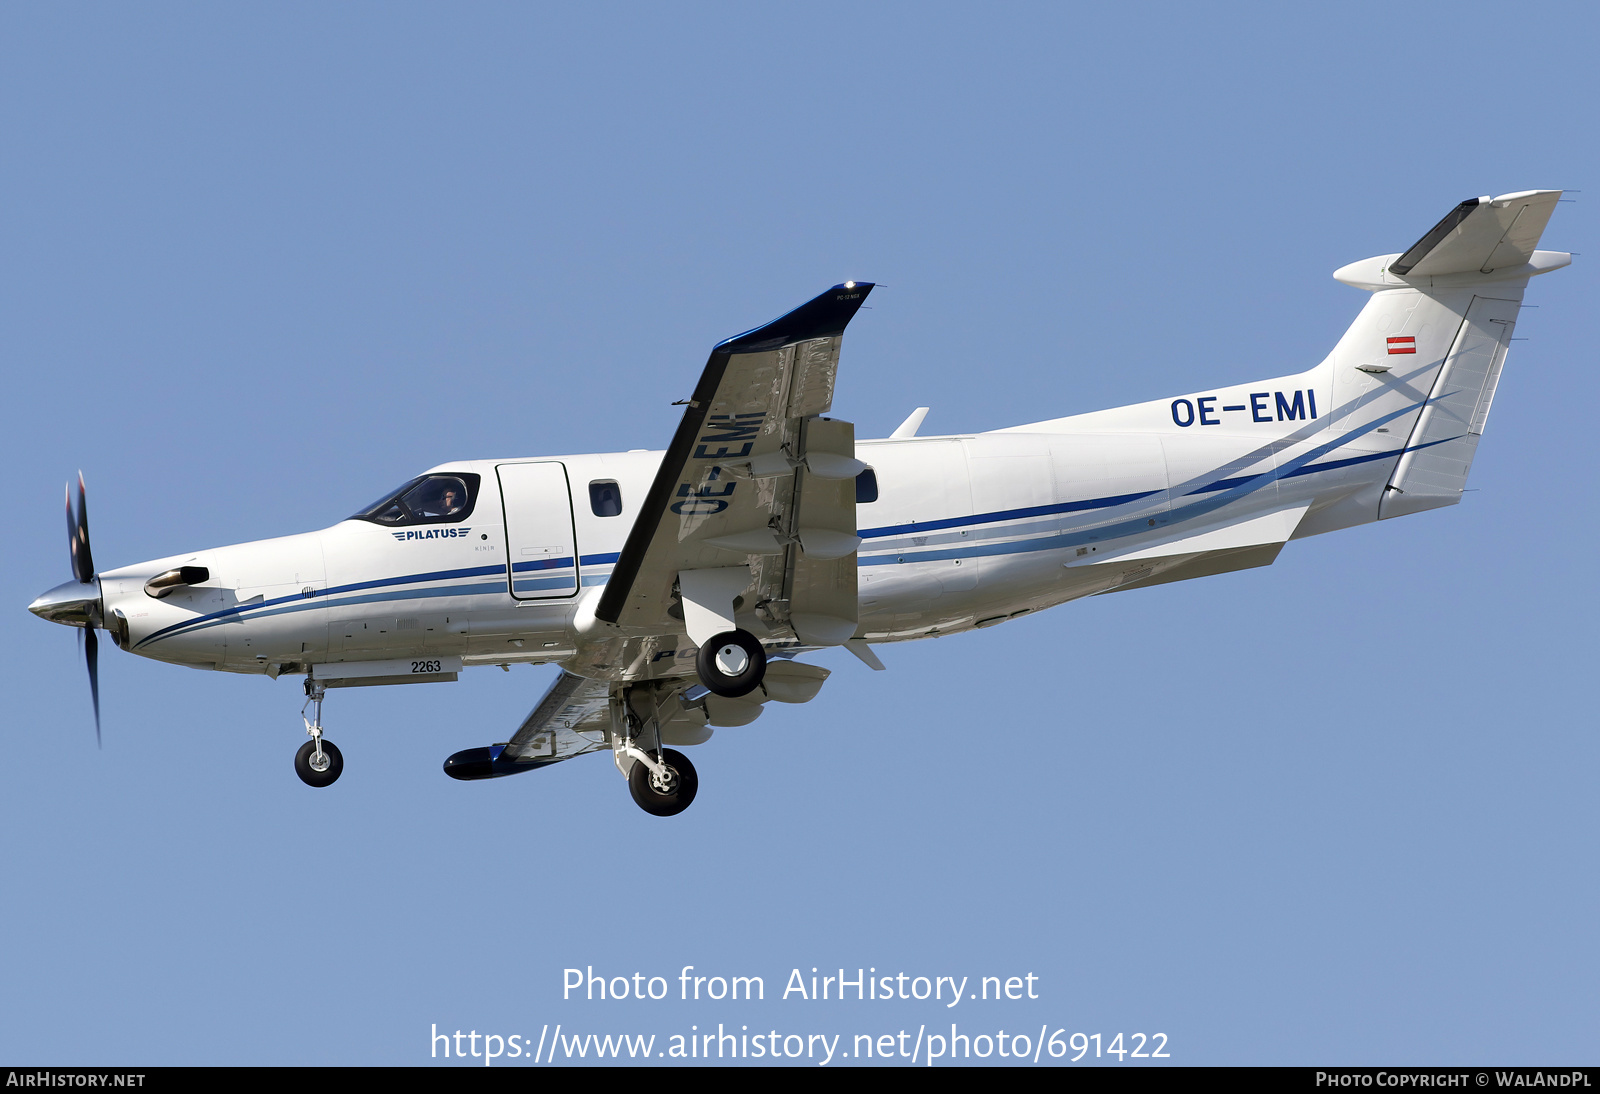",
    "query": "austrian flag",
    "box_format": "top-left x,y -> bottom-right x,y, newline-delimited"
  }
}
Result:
1387,336 -> 1416,355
